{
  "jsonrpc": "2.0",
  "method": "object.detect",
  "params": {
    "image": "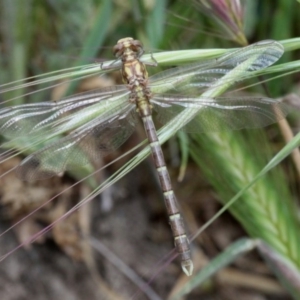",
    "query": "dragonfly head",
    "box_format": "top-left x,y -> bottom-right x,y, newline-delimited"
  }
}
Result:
113,37 -> 144,60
